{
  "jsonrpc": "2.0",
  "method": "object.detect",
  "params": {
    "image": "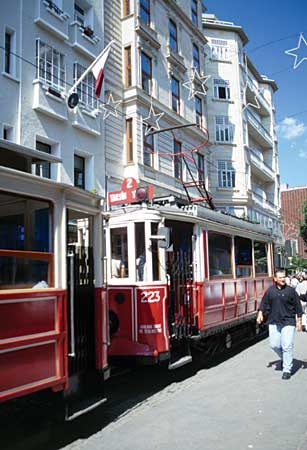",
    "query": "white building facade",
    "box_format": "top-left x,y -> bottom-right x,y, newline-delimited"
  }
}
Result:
103,0 -> 210,203
202,14 -> 281,238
